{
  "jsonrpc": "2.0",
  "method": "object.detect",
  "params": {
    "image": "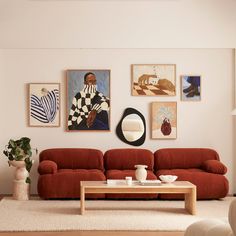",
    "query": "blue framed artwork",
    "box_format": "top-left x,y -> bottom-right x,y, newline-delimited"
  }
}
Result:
66,69 -> 110,131
181,75 -> 201,101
